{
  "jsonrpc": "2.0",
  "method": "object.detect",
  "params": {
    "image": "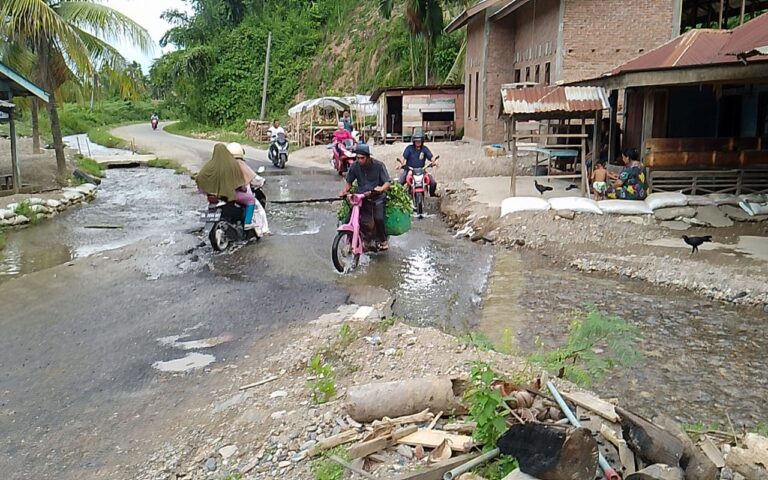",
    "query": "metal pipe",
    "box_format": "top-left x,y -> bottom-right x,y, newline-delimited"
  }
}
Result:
546,381 -> 621,480
443,448 -> 500,480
